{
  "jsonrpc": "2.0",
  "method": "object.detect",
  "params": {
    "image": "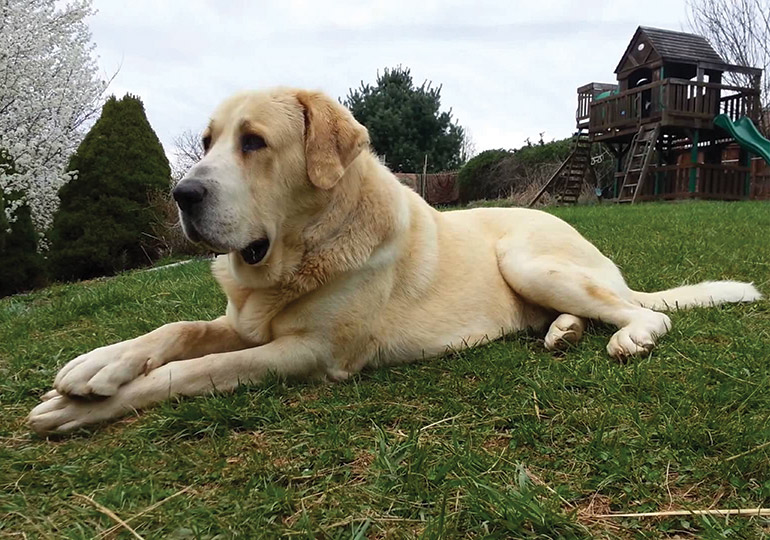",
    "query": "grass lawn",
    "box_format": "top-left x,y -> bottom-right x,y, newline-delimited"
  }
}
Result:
1,201 -> 769,539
